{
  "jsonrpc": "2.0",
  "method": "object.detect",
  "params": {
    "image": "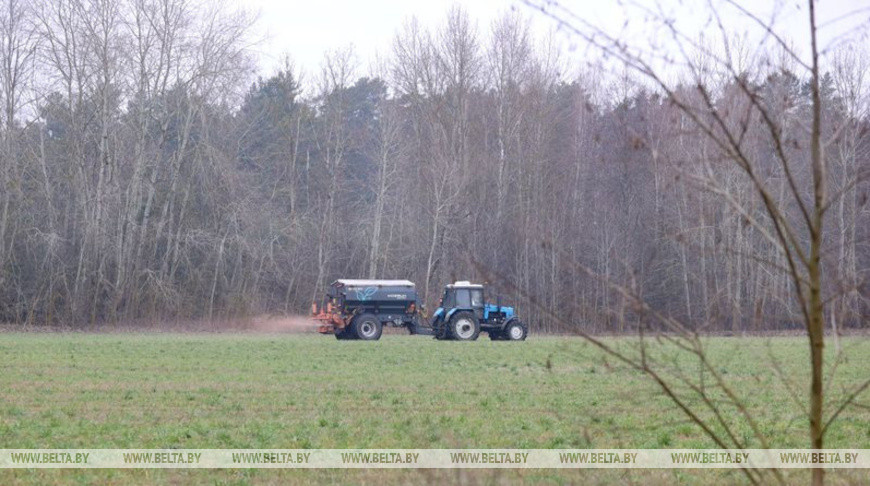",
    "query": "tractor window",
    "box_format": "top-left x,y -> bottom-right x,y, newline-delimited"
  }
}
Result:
470,289 -> 483,307
441,289 -> 453,308
455,289 -> 471,307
